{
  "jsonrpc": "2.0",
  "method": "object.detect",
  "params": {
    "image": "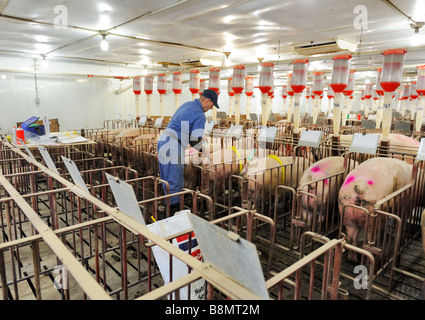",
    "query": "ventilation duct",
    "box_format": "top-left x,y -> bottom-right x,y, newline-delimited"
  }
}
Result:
292,39 -> 357,55
179,59 -> 209,68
